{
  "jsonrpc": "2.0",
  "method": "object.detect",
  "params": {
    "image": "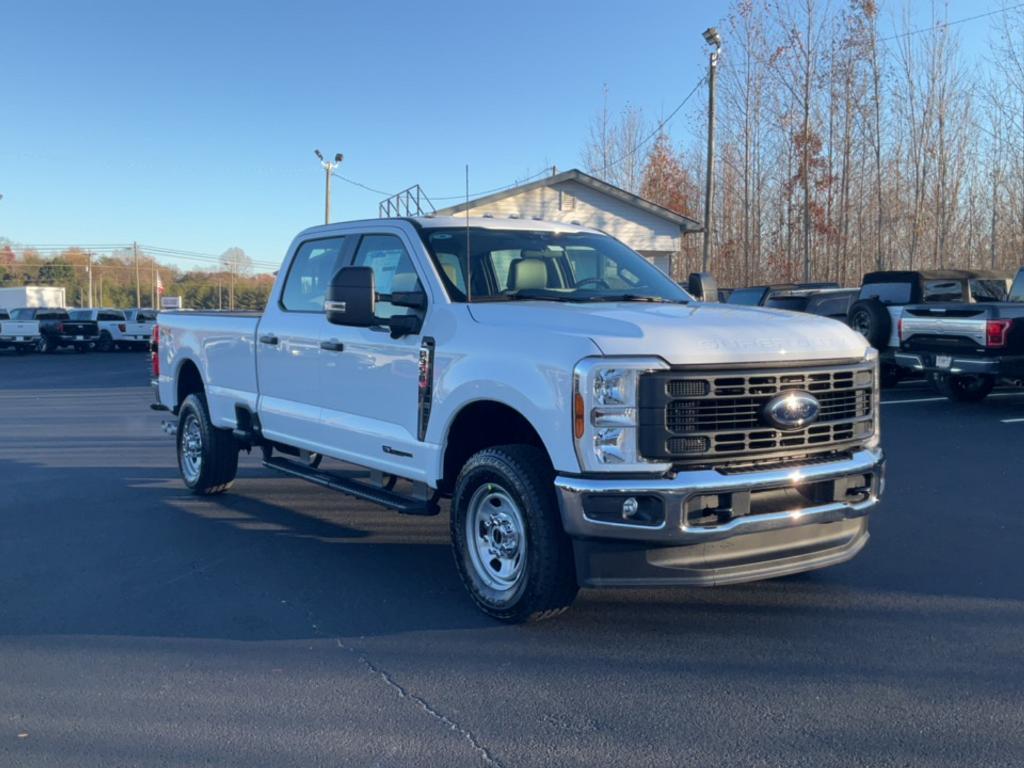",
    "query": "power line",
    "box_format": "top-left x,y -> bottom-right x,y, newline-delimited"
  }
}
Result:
593,76 -> 707,175
880,2 -> 1024,42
